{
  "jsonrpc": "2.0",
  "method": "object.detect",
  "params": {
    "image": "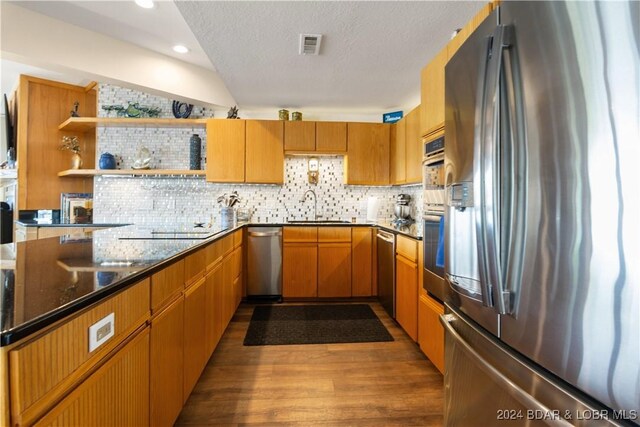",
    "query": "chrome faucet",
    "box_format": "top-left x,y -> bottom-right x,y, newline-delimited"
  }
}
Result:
300,189 -> 321,220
